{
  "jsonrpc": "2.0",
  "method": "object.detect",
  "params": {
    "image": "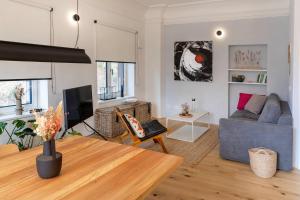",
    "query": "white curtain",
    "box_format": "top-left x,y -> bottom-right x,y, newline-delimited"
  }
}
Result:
96,24 -> 137,63
0,0 -> 51,80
